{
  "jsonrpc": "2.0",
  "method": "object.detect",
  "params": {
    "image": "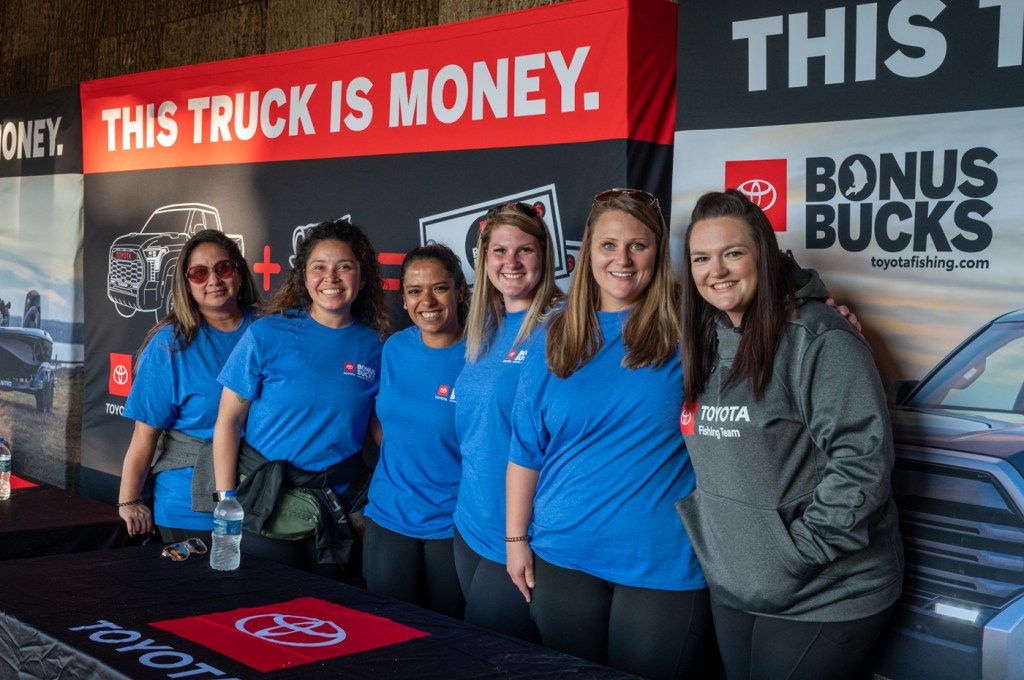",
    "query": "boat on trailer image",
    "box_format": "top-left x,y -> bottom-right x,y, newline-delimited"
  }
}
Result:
0,291 -> 56,413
